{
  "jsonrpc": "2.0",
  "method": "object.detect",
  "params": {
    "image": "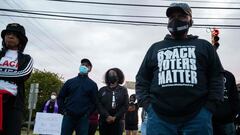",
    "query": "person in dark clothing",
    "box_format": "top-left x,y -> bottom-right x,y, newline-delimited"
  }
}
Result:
97,68 -> 129,135
40,91 -> 59,113
58,58 -> 98,135
88,110 -> 98,135
125,94 -> 139,135
213,71 -> 239,135
135,3 -> 224,135
212,42 -> 240,135
0,23 -> 33,135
